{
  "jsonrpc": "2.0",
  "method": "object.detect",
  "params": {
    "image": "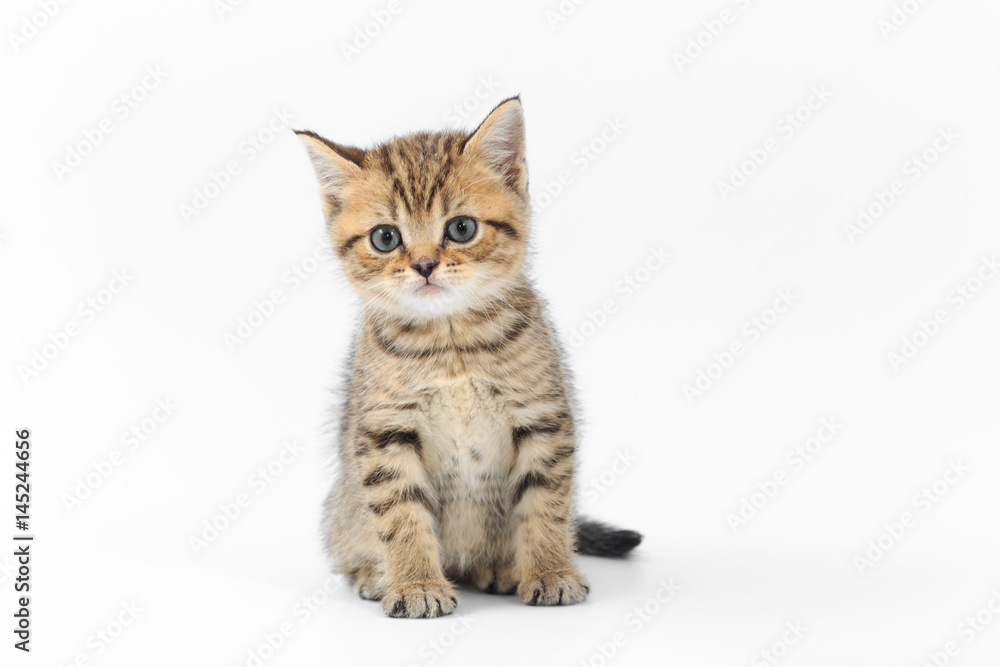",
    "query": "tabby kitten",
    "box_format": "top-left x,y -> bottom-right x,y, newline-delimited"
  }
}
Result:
296,97 -> 641,619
